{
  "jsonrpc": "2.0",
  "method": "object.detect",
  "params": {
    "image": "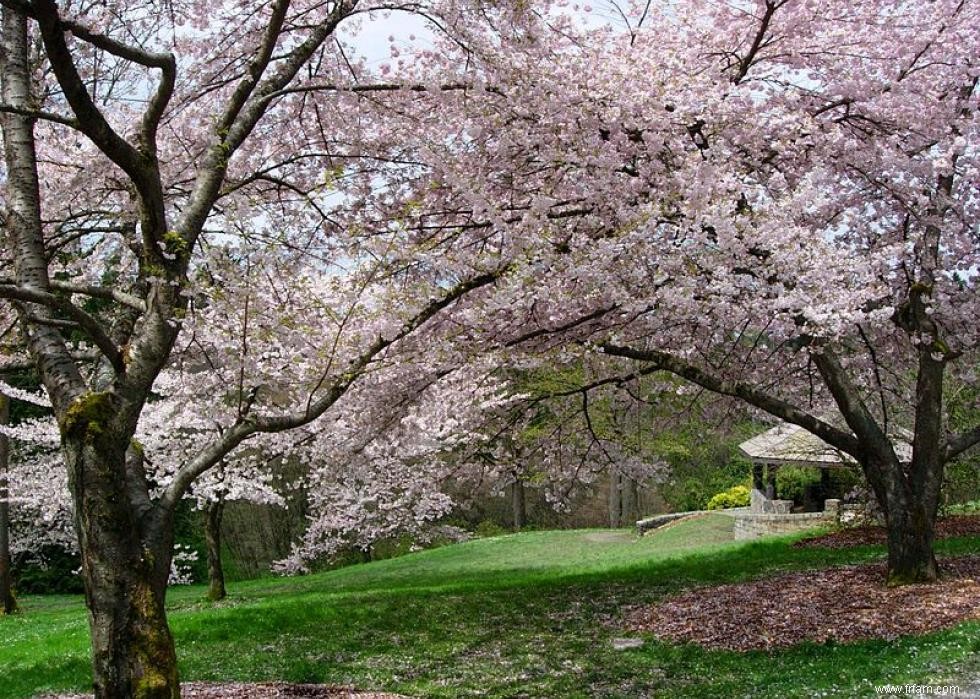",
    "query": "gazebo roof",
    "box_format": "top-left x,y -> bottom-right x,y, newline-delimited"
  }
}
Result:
739,420 -> 913,468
